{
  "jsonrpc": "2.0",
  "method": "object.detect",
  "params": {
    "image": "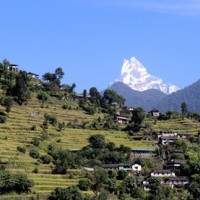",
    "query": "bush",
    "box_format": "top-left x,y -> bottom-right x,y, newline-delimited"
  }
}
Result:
88,134 -> 106,149
1,96 -> 12,113
40,155 -> 53,164
0,171 -> 33,194
78,178 -> 92,191
32,167 -> 39,174
117,170 -> 128,180
44,114 -> 57,126
0,116 -> 6,123
48,186 -> 83,200
37,92 -> 49,103
62,104 -> 68,109
29,148 -> 40,159
83,105 -> 96,115
31,137 -> 40,147
30,125 -> 36,131
17,146 -> 26,154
